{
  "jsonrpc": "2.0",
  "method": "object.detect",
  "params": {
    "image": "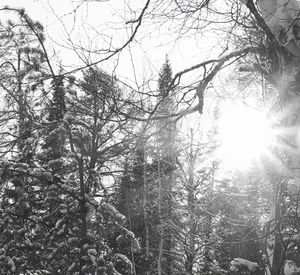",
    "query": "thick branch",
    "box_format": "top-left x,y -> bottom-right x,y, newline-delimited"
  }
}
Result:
195,46 -> 262,112
244,0 -> 283,54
